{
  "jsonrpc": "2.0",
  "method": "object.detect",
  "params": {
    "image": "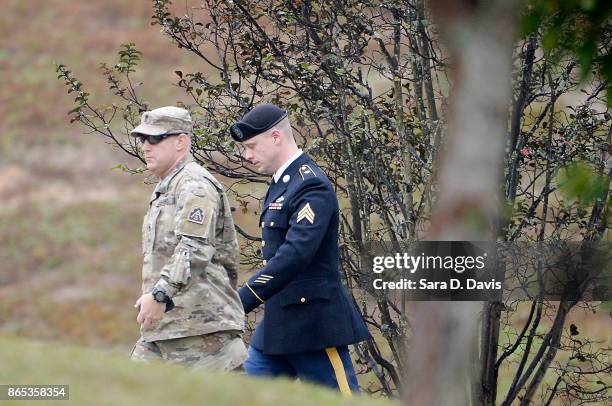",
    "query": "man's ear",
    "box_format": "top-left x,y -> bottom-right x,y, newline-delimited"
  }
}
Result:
177,133 -> 190,150
270,128 -> 282,143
